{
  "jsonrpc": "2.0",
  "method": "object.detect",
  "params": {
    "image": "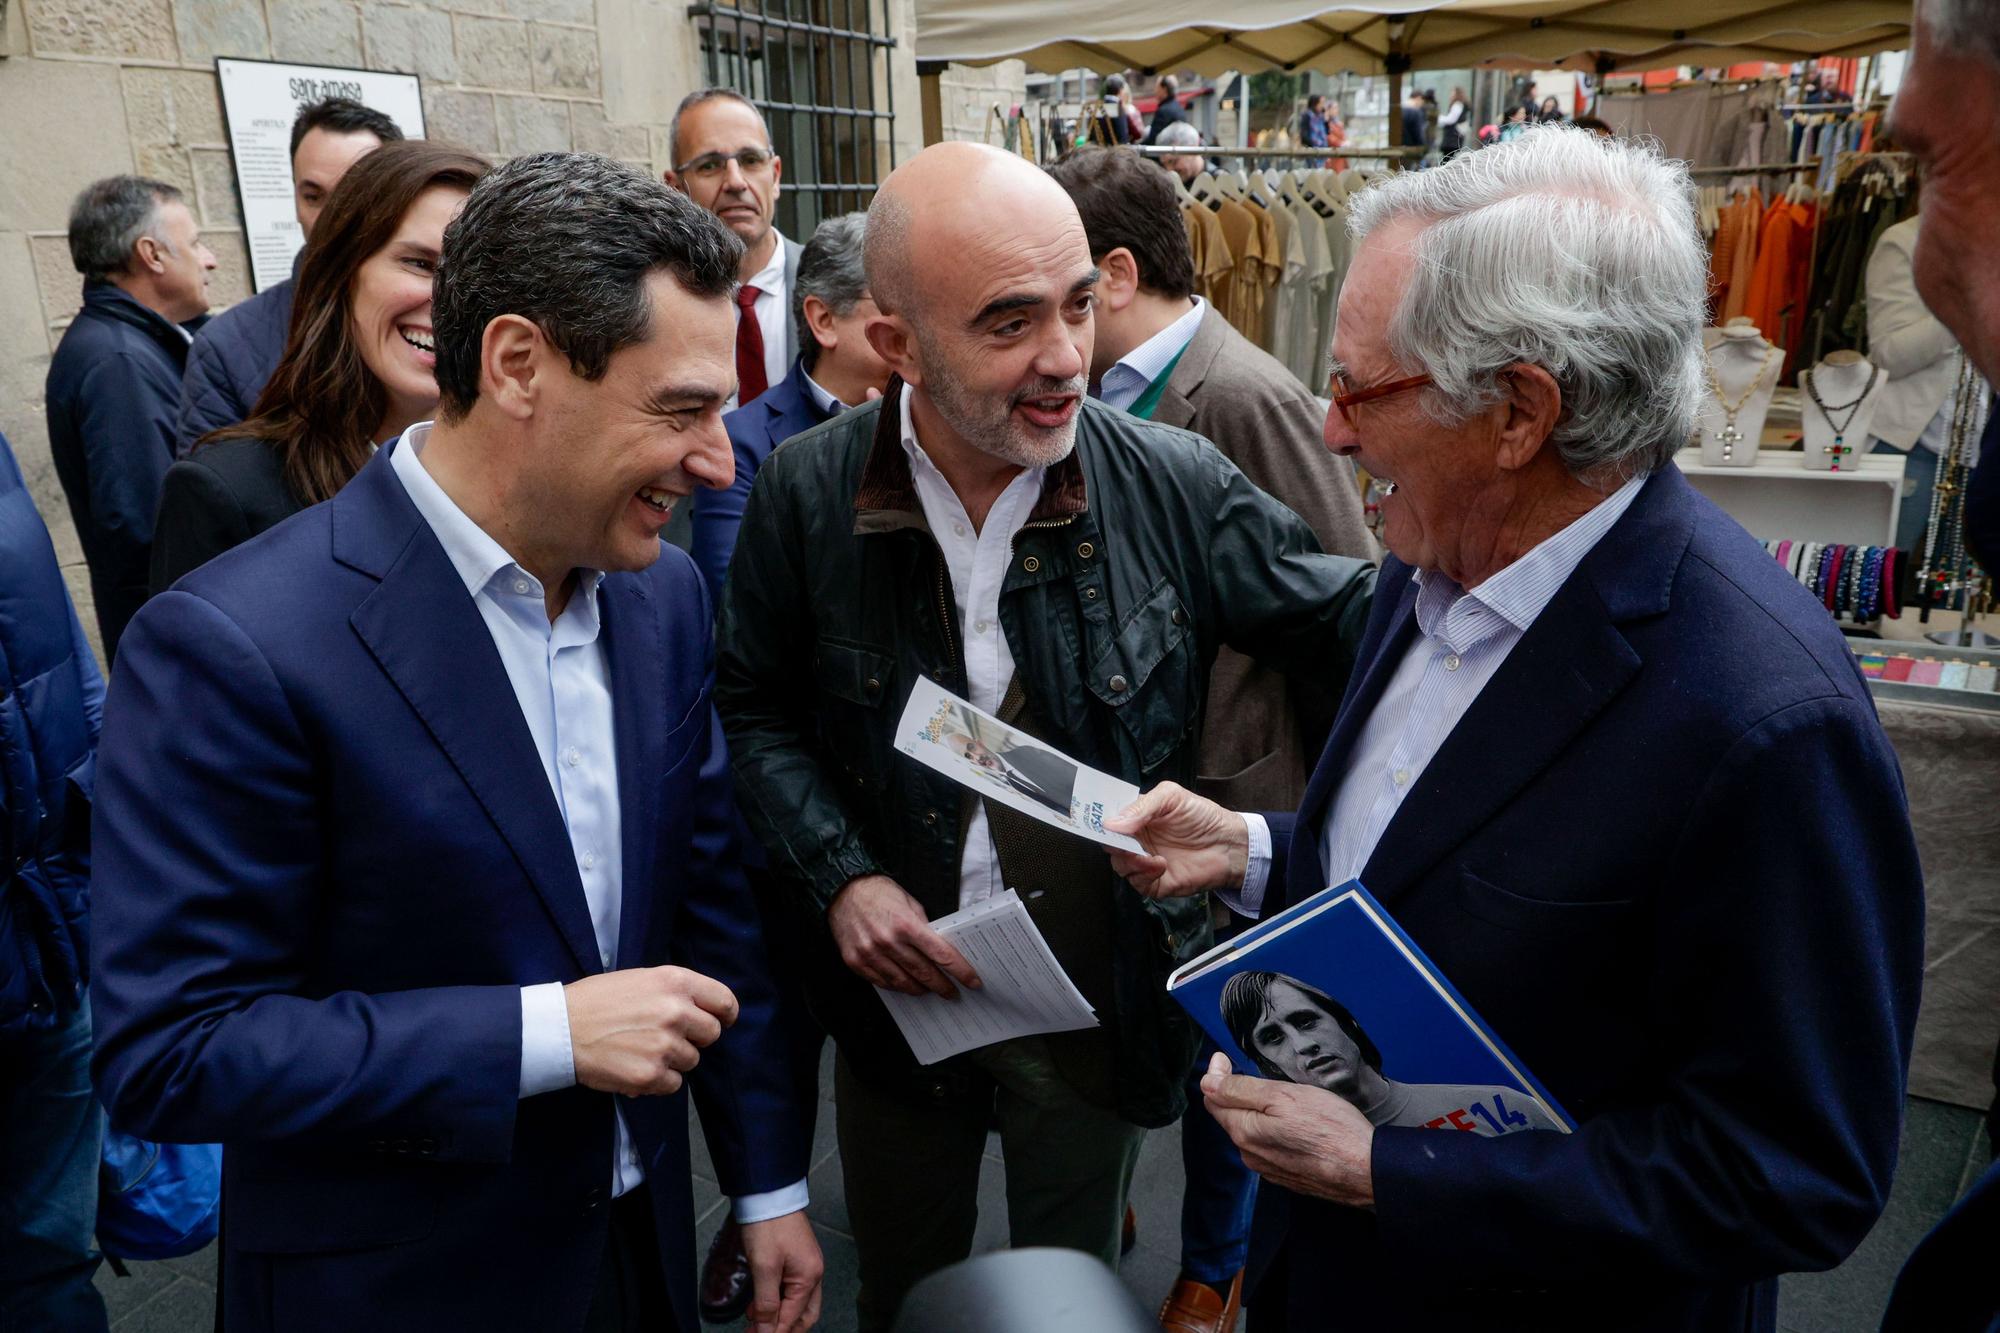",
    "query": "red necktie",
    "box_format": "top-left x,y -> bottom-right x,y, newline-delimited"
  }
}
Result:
735,284 -> 768,404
